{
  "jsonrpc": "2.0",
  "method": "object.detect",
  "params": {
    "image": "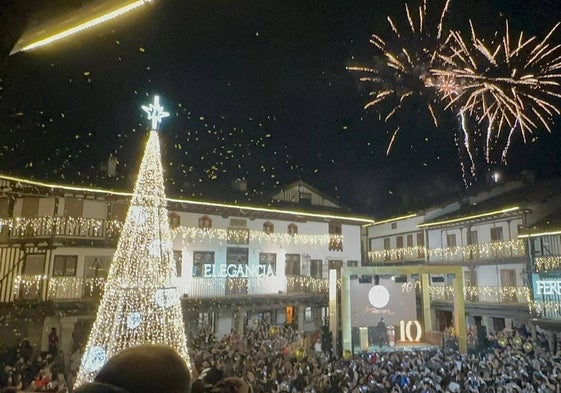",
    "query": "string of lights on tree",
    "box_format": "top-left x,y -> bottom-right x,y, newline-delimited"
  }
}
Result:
76,96 -> 190,386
